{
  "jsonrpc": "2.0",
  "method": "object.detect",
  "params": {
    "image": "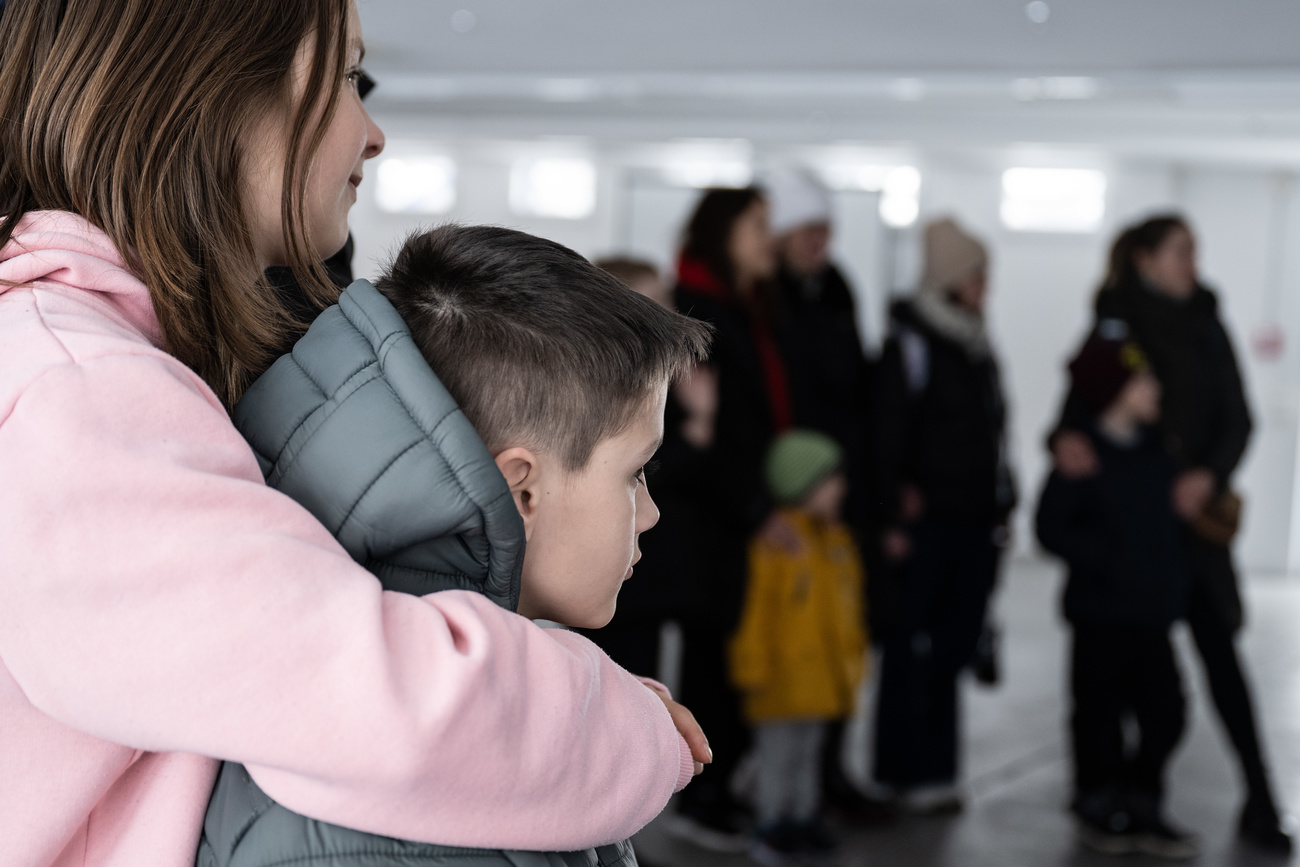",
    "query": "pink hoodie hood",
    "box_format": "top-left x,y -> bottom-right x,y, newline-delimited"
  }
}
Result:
0,210 -> 163,347
0,211 -> 692,867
